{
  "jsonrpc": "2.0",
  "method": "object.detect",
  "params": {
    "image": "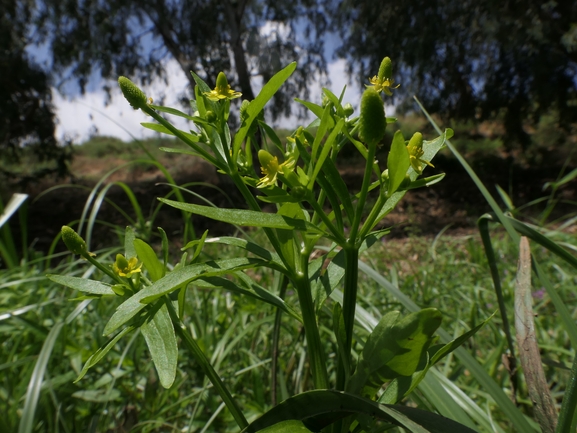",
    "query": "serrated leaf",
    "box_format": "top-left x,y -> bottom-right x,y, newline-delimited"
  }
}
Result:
134,239 -> 164,282
141,303 -> 177,388
48,275 -> 115,296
